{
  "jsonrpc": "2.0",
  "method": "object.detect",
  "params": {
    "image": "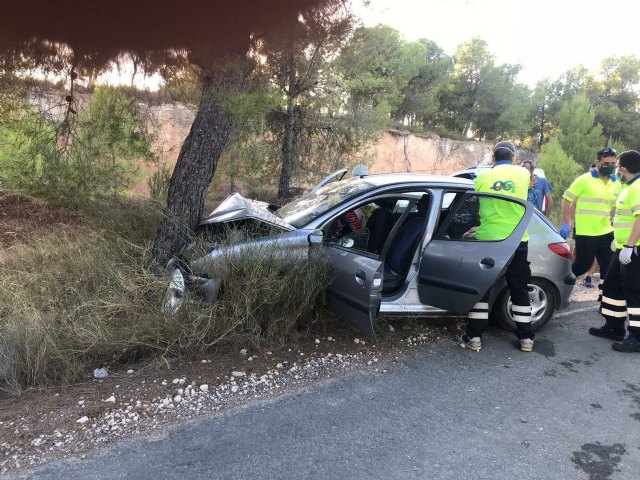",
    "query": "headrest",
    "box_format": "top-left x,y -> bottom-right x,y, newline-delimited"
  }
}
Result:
417,195 -> 429,216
